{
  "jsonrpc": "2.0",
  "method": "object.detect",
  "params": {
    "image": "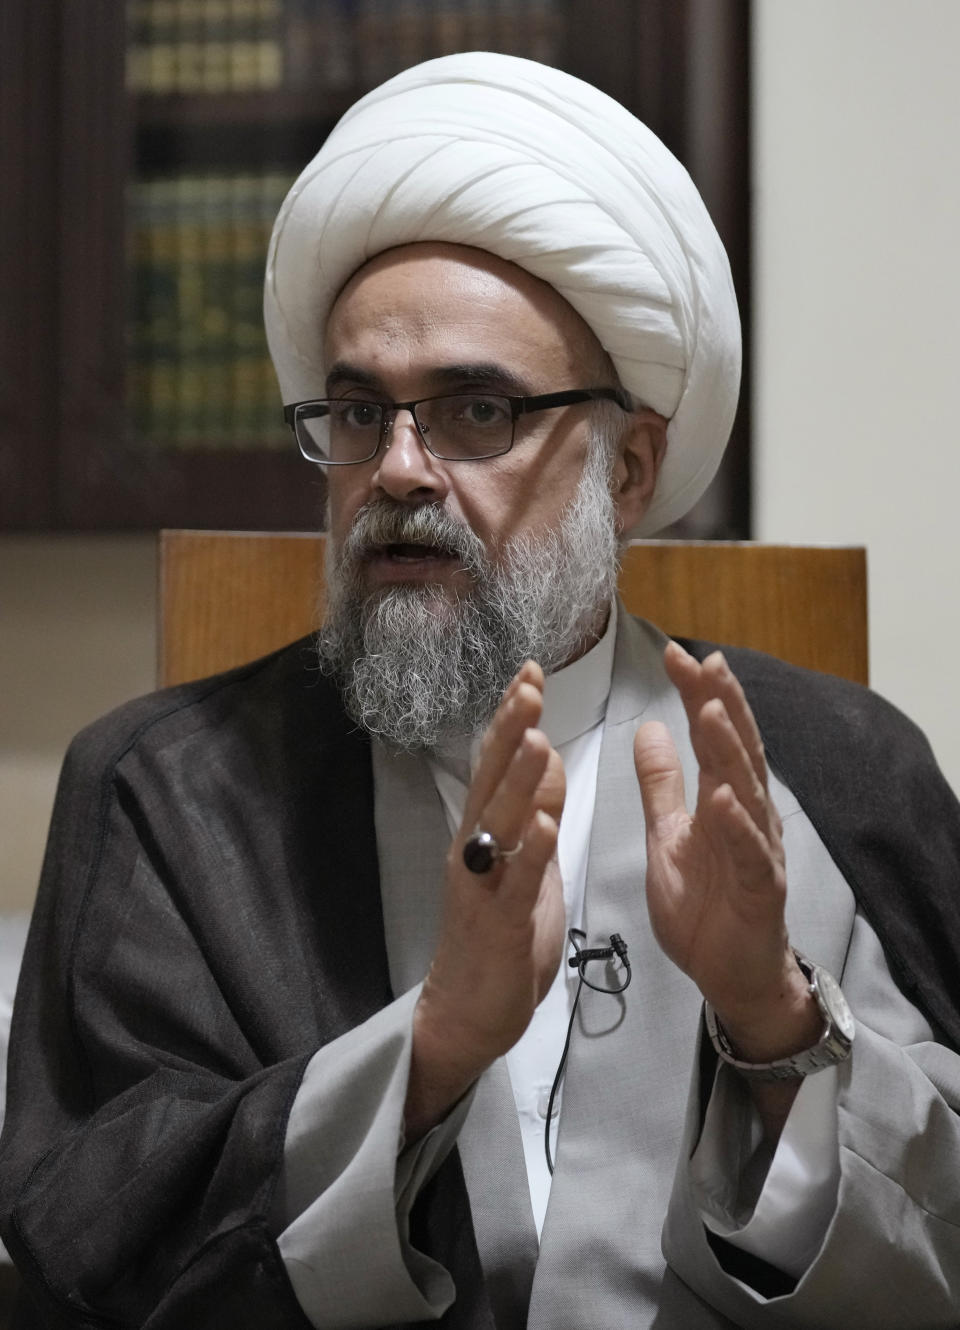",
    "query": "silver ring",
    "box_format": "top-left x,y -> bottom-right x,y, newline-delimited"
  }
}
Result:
463,829 -> 524,875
